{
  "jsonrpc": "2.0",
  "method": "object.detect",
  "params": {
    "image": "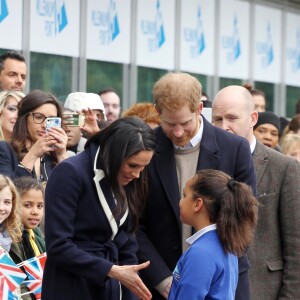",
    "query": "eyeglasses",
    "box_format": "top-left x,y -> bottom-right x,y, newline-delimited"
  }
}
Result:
28,112 -> 48,124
